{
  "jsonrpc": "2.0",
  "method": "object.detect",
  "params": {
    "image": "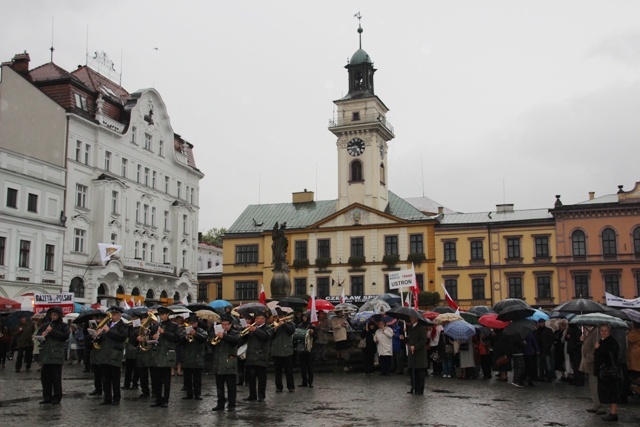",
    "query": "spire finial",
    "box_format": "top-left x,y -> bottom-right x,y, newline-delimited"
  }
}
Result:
354,11 -> 363,49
